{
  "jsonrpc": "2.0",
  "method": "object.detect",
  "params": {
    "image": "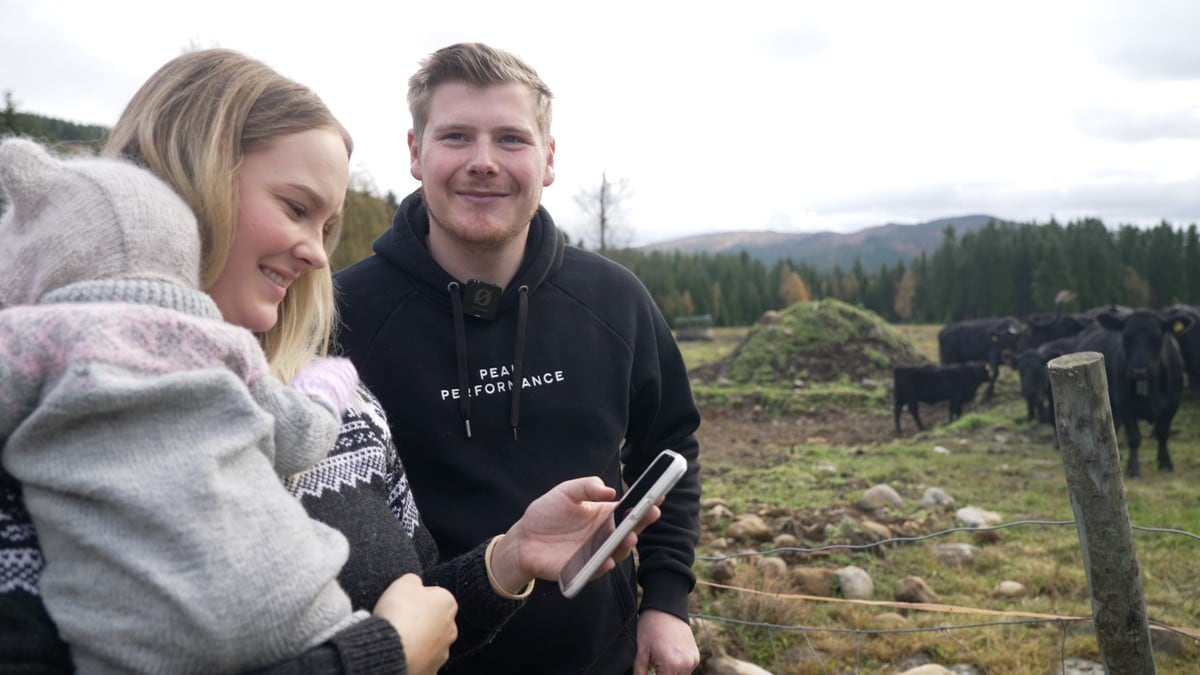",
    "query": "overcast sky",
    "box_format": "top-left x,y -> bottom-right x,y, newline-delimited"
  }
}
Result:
4,0 -> 1200,245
